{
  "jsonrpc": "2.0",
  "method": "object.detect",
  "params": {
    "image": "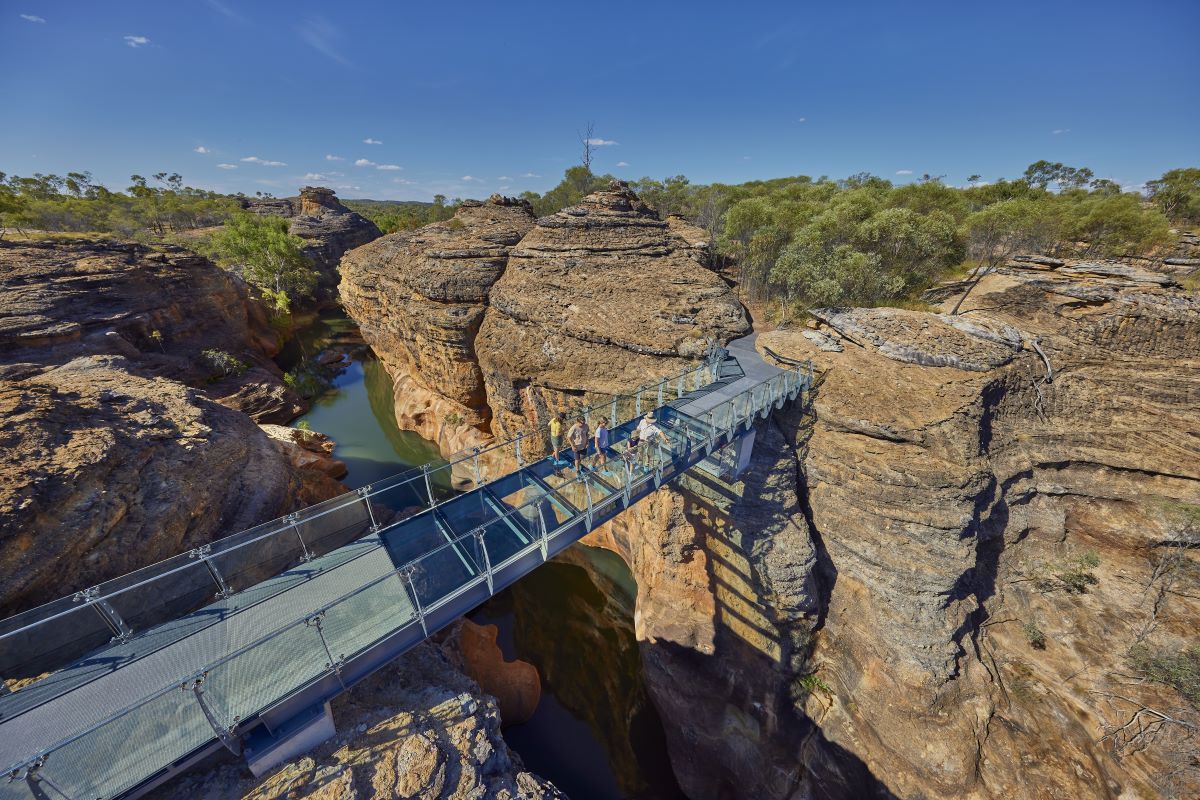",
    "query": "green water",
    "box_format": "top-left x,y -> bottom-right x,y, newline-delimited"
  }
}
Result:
284,312 -> 445,490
